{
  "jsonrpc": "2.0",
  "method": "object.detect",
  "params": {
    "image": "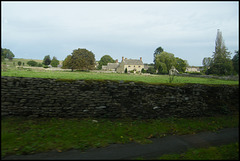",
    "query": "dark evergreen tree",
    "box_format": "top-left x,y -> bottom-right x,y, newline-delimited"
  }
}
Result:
153,46 -> 164,69
42,55 -> 51,65
209,29 -> 233,75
